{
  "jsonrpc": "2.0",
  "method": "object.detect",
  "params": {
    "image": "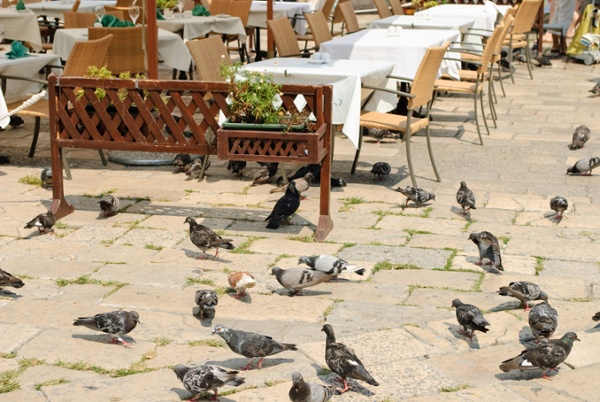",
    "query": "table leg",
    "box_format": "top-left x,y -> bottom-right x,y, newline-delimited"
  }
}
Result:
254,27 -> 263,61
